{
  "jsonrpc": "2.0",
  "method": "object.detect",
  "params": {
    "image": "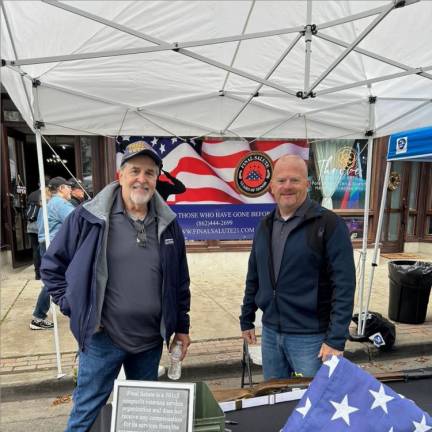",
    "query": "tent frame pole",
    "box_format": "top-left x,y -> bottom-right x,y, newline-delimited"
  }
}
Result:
316,66 -> 432,96
361,160 -> 392,335
222,33 -> 302,133
303,0 -> 313,95
35,129 -> 65,378
316,33 -> 432,82
308,3 -> 395,94
357,96 -> 376,336
220,1 -> 256,92
42,0 -> 299,97
5,0 -> 388,67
